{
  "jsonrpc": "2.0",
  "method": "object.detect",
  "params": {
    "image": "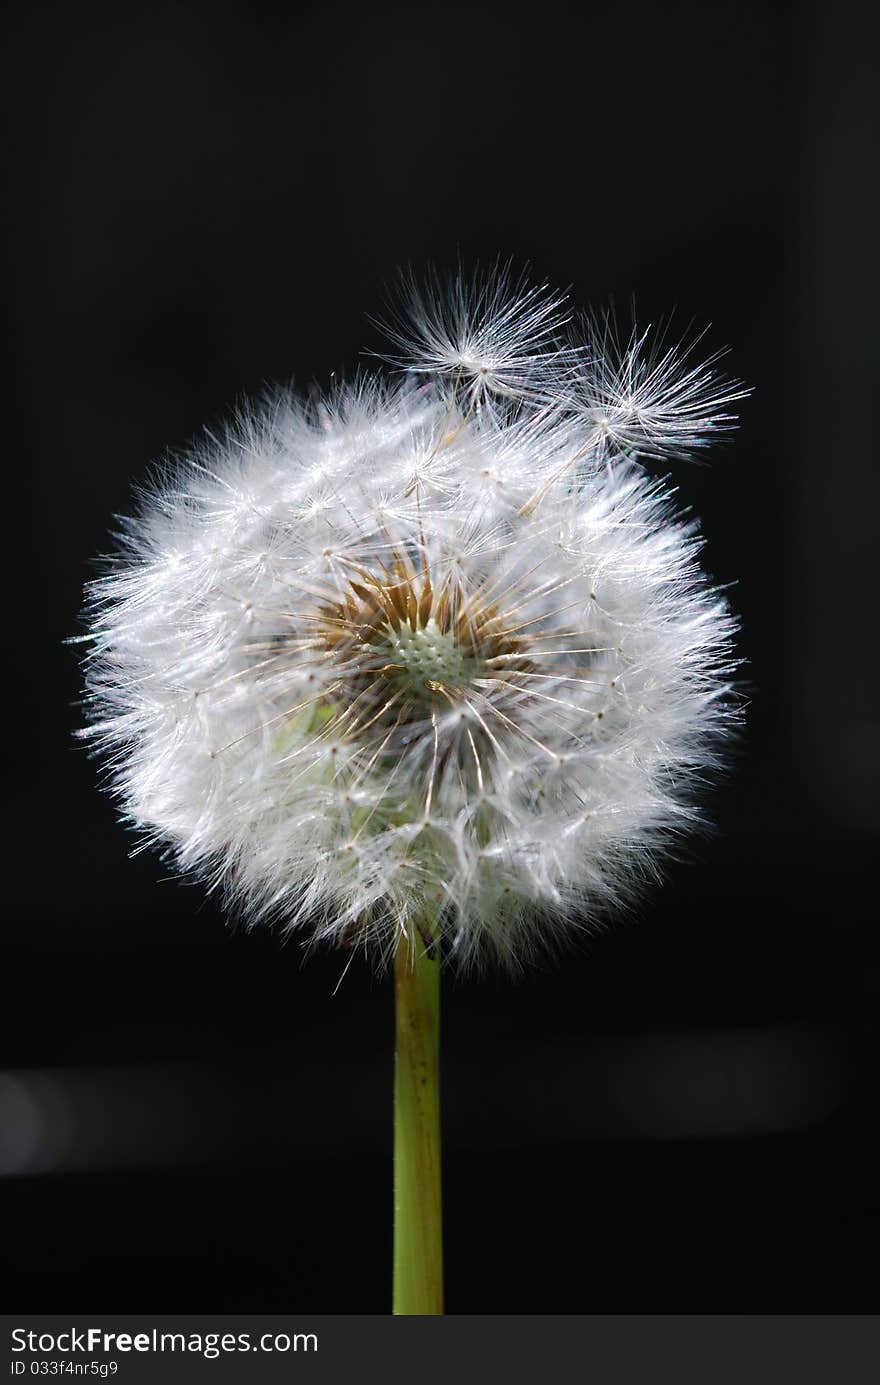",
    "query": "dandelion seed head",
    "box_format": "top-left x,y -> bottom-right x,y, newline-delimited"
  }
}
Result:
79,272 -> 742,970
